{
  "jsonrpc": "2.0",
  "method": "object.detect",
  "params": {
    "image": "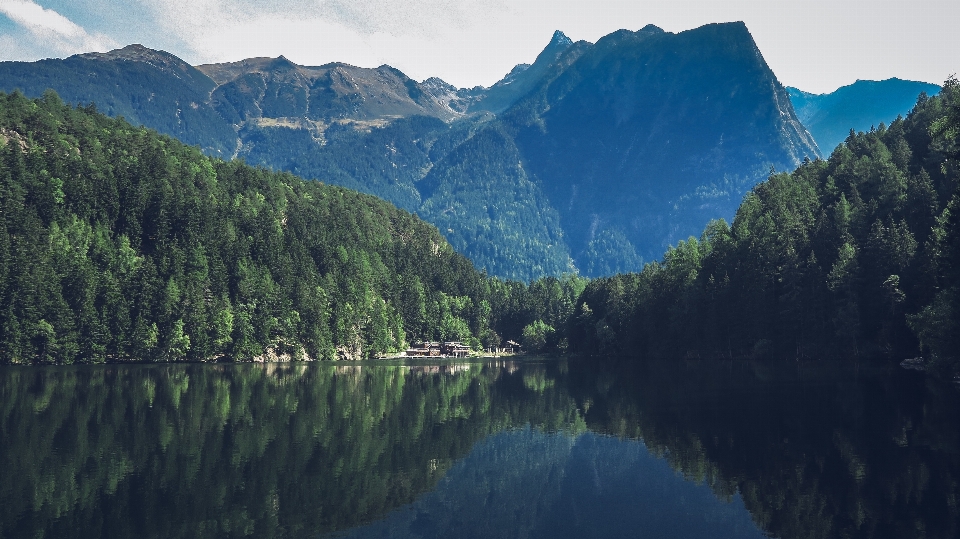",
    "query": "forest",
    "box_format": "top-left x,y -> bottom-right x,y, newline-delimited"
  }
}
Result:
0,90 -> 583,364
568,77 -> 960,372
1,75 -> 958,369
